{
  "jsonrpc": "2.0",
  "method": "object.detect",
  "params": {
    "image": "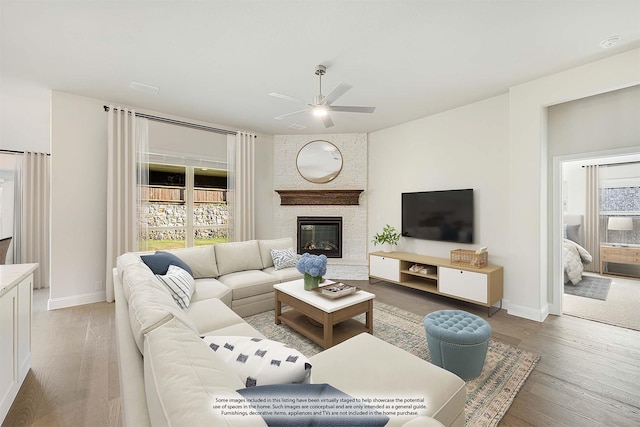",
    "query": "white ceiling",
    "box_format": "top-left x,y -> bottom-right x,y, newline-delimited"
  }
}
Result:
2,0 -> 639,135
